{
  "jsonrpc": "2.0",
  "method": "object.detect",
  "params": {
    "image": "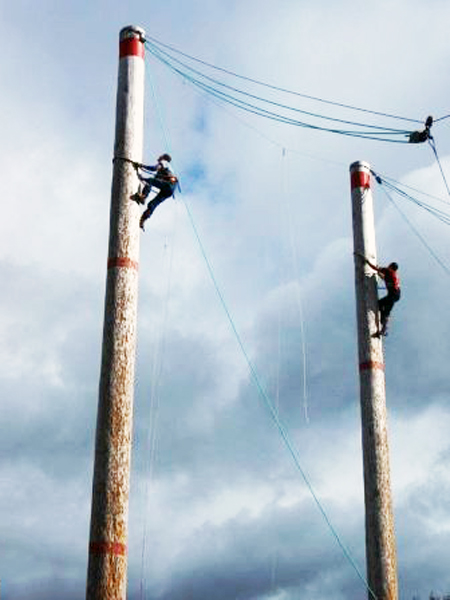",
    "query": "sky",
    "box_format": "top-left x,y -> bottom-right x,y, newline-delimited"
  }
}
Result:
2,1 -> 450,599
